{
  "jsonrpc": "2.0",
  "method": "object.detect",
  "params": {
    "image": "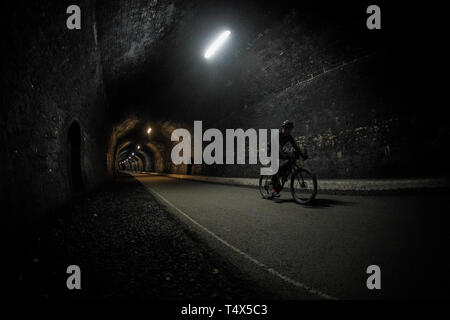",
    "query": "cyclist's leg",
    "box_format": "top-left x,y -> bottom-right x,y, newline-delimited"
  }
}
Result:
271,158 -> 288,196
270,174 -> 280,195
271,152 -> 283,191
271,174 -> 278,189
278,159 -> 290,180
